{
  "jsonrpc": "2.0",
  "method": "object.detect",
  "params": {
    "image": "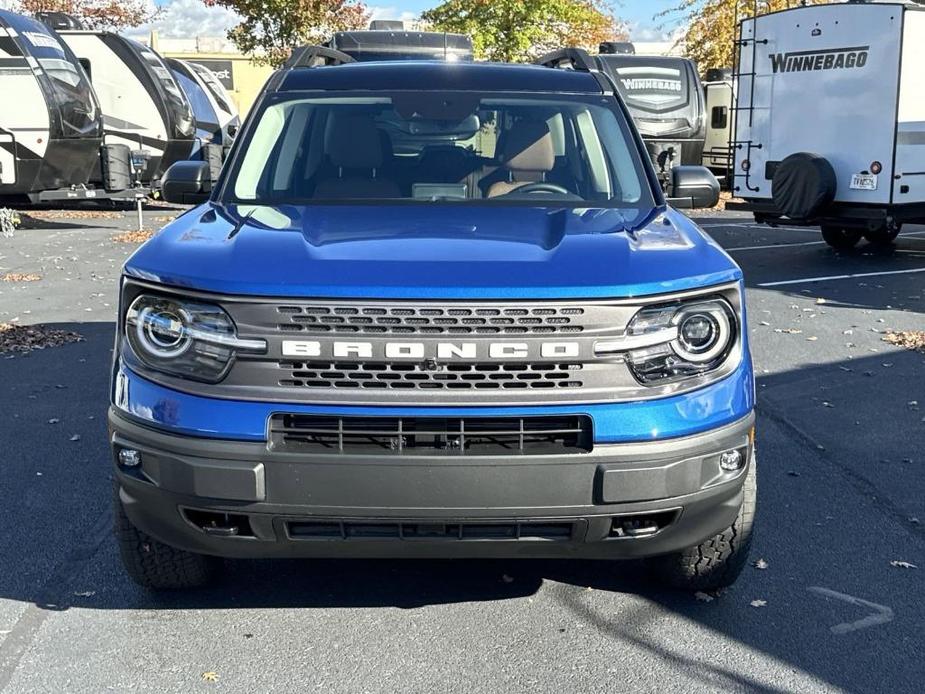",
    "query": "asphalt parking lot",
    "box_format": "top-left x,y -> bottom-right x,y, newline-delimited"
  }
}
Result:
0,207 -> 922,693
